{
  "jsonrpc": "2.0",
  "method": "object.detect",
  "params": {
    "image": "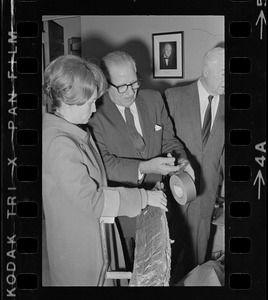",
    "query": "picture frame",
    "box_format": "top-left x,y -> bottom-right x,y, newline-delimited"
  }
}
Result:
152,31 -> 184,78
